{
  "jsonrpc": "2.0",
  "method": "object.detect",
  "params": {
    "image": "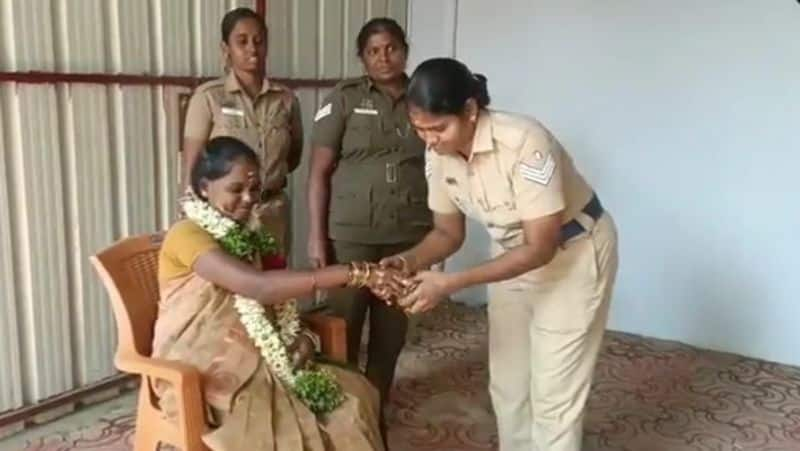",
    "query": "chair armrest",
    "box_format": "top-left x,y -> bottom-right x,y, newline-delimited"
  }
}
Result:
115,352 -> 206,436
302,312 -> 347,363
115,352 -> 202,386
